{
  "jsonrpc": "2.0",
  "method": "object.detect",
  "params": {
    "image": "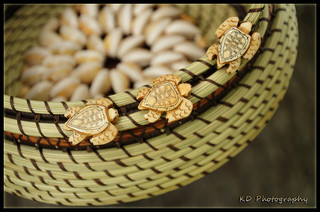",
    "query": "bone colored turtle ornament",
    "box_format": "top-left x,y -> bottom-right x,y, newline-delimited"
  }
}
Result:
206,17 -> 261,74
137,74 -> 193,123
63,98 -> 119,145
